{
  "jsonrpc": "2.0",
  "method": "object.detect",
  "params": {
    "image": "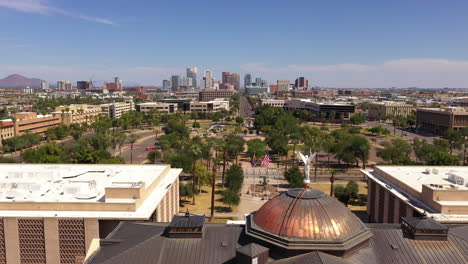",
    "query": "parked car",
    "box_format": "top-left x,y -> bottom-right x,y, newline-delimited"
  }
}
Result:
146,147 -> 156,151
